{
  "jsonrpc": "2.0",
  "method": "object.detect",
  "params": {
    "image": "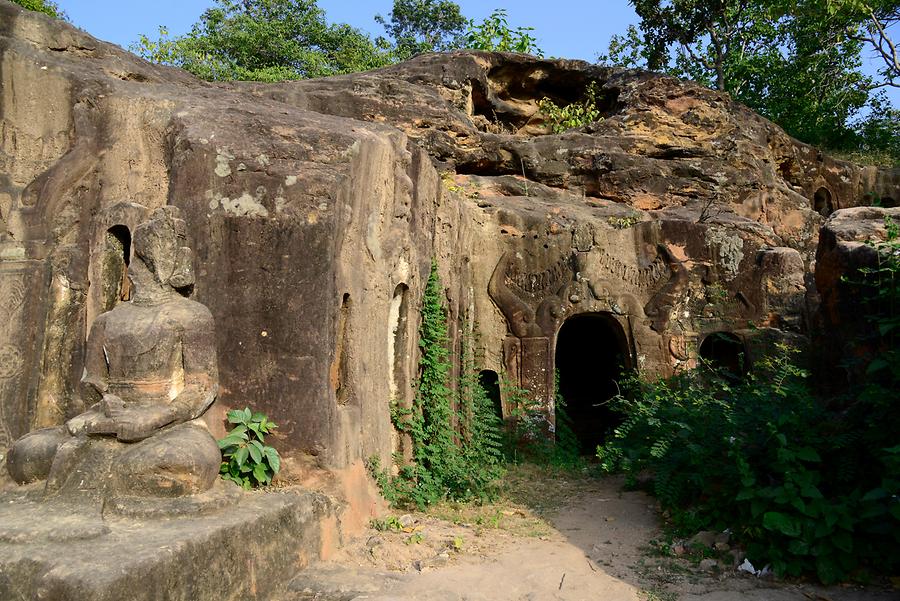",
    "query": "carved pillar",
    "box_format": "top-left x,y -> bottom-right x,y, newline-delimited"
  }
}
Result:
501,335 -> 554,429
